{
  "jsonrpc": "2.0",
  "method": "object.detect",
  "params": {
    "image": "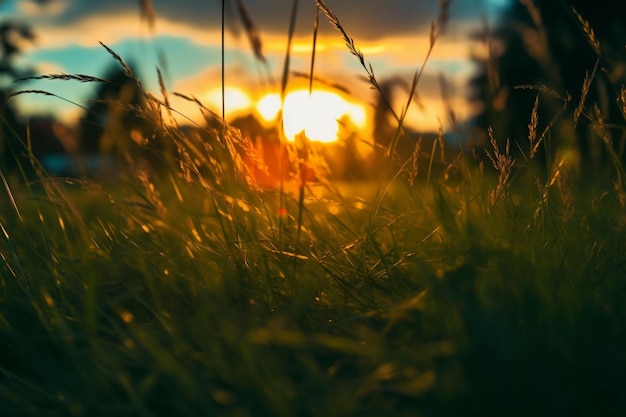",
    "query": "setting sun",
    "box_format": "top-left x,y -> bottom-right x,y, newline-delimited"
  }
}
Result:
256,90 -> 366,143
205,87 -> 252,116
